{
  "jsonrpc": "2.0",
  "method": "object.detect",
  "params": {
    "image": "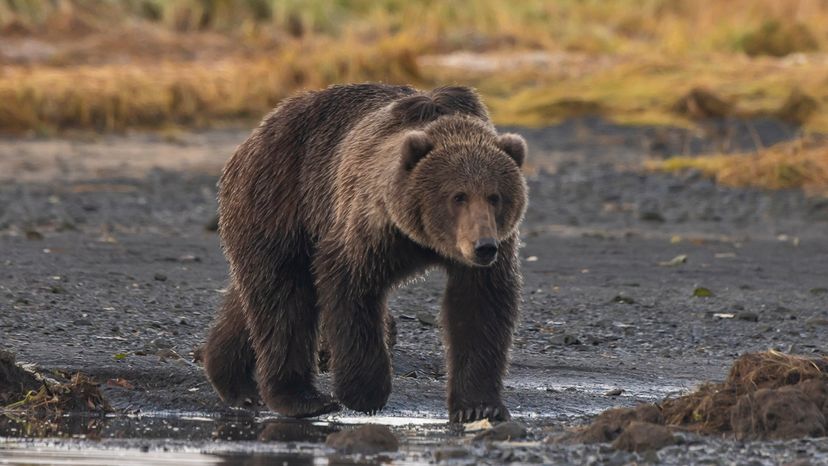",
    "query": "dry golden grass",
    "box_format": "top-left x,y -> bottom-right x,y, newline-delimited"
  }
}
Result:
0,35 -> 423,132
0,0 -> 827,136
648,138 -> 828,193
